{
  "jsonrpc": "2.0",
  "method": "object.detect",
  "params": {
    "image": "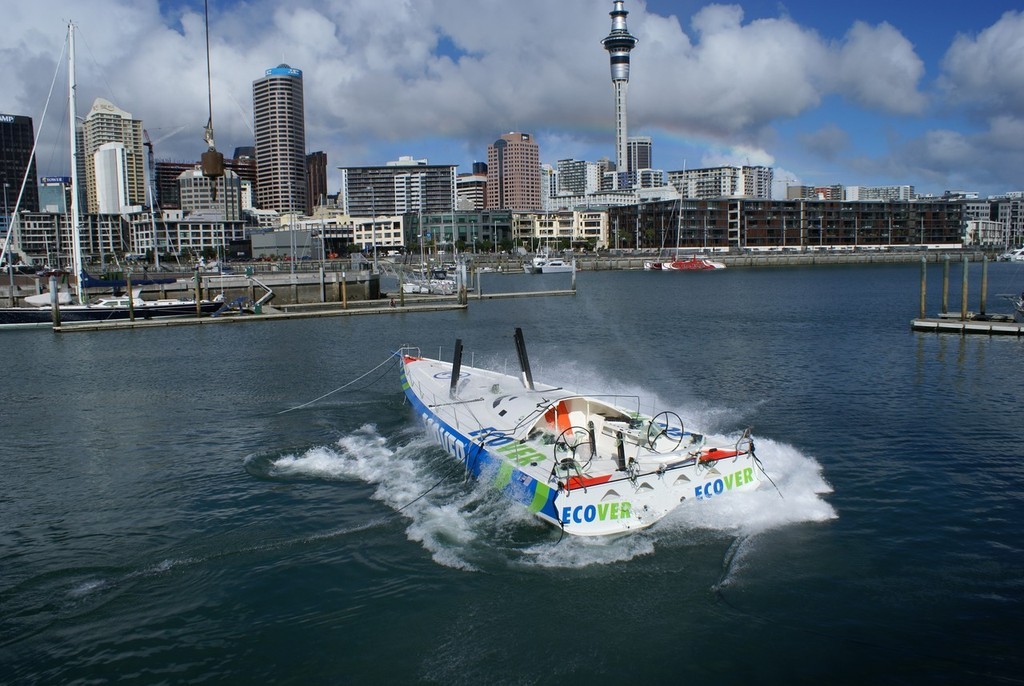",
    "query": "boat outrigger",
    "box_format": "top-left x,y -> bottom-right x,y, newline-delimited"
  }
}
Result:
399,329 -> 766,536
